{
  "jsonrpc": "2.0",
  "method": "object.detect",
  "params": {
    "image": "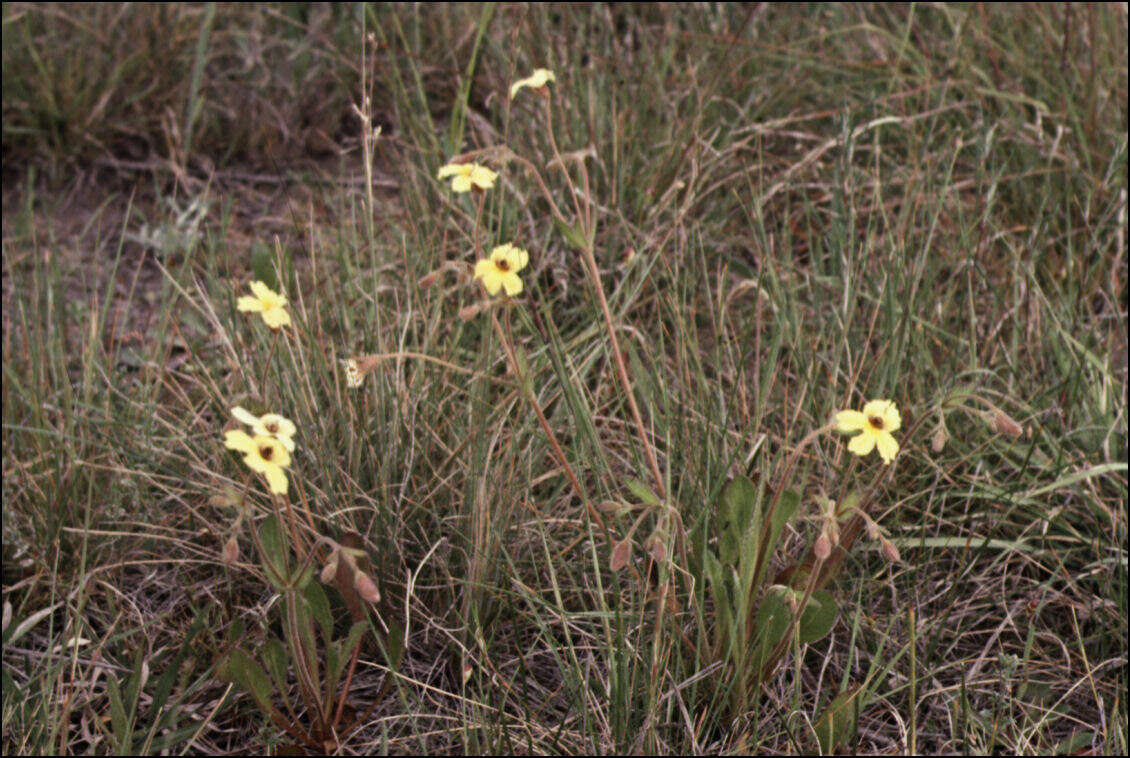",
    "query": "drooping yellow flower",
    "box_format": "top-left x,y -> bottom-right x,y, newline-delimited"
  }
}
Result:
343,358 -> 365,388
224,430 -> 291,494
473,243 -> 529,296
231,407 -> 296,452
237,281 -> 292,329
835,400 -> 901,464
437,161 -> 498,193
509,68 -> 555,99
